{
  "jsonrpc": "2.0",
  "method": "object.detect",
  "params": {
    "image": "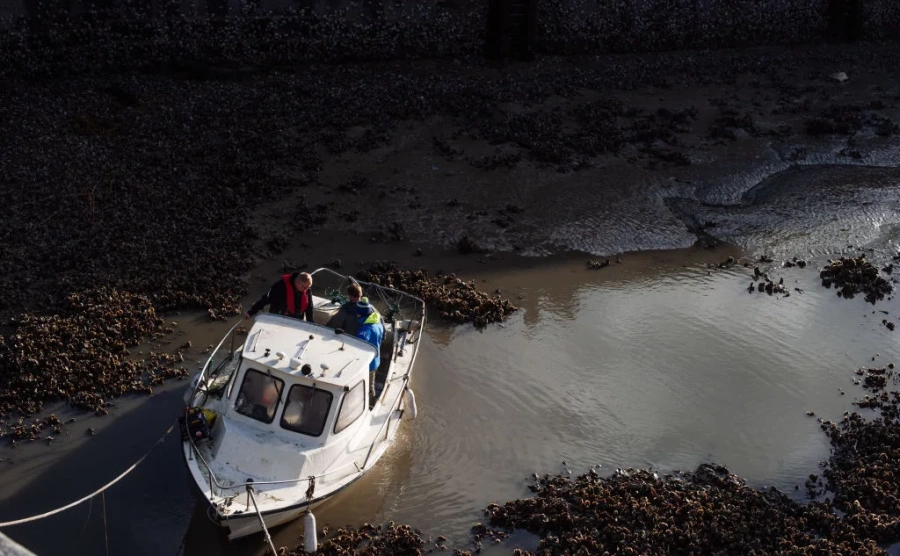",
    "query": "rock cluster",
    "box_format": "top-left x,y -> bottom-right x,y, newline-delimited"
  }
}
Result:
820,255 -> 893,303
810,364 -> 900,544
747,264 -> 789,296
0,288 -> 189,440
479,463 -> 886,555
355,262 -> 518,328
306,522 -> 426,556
